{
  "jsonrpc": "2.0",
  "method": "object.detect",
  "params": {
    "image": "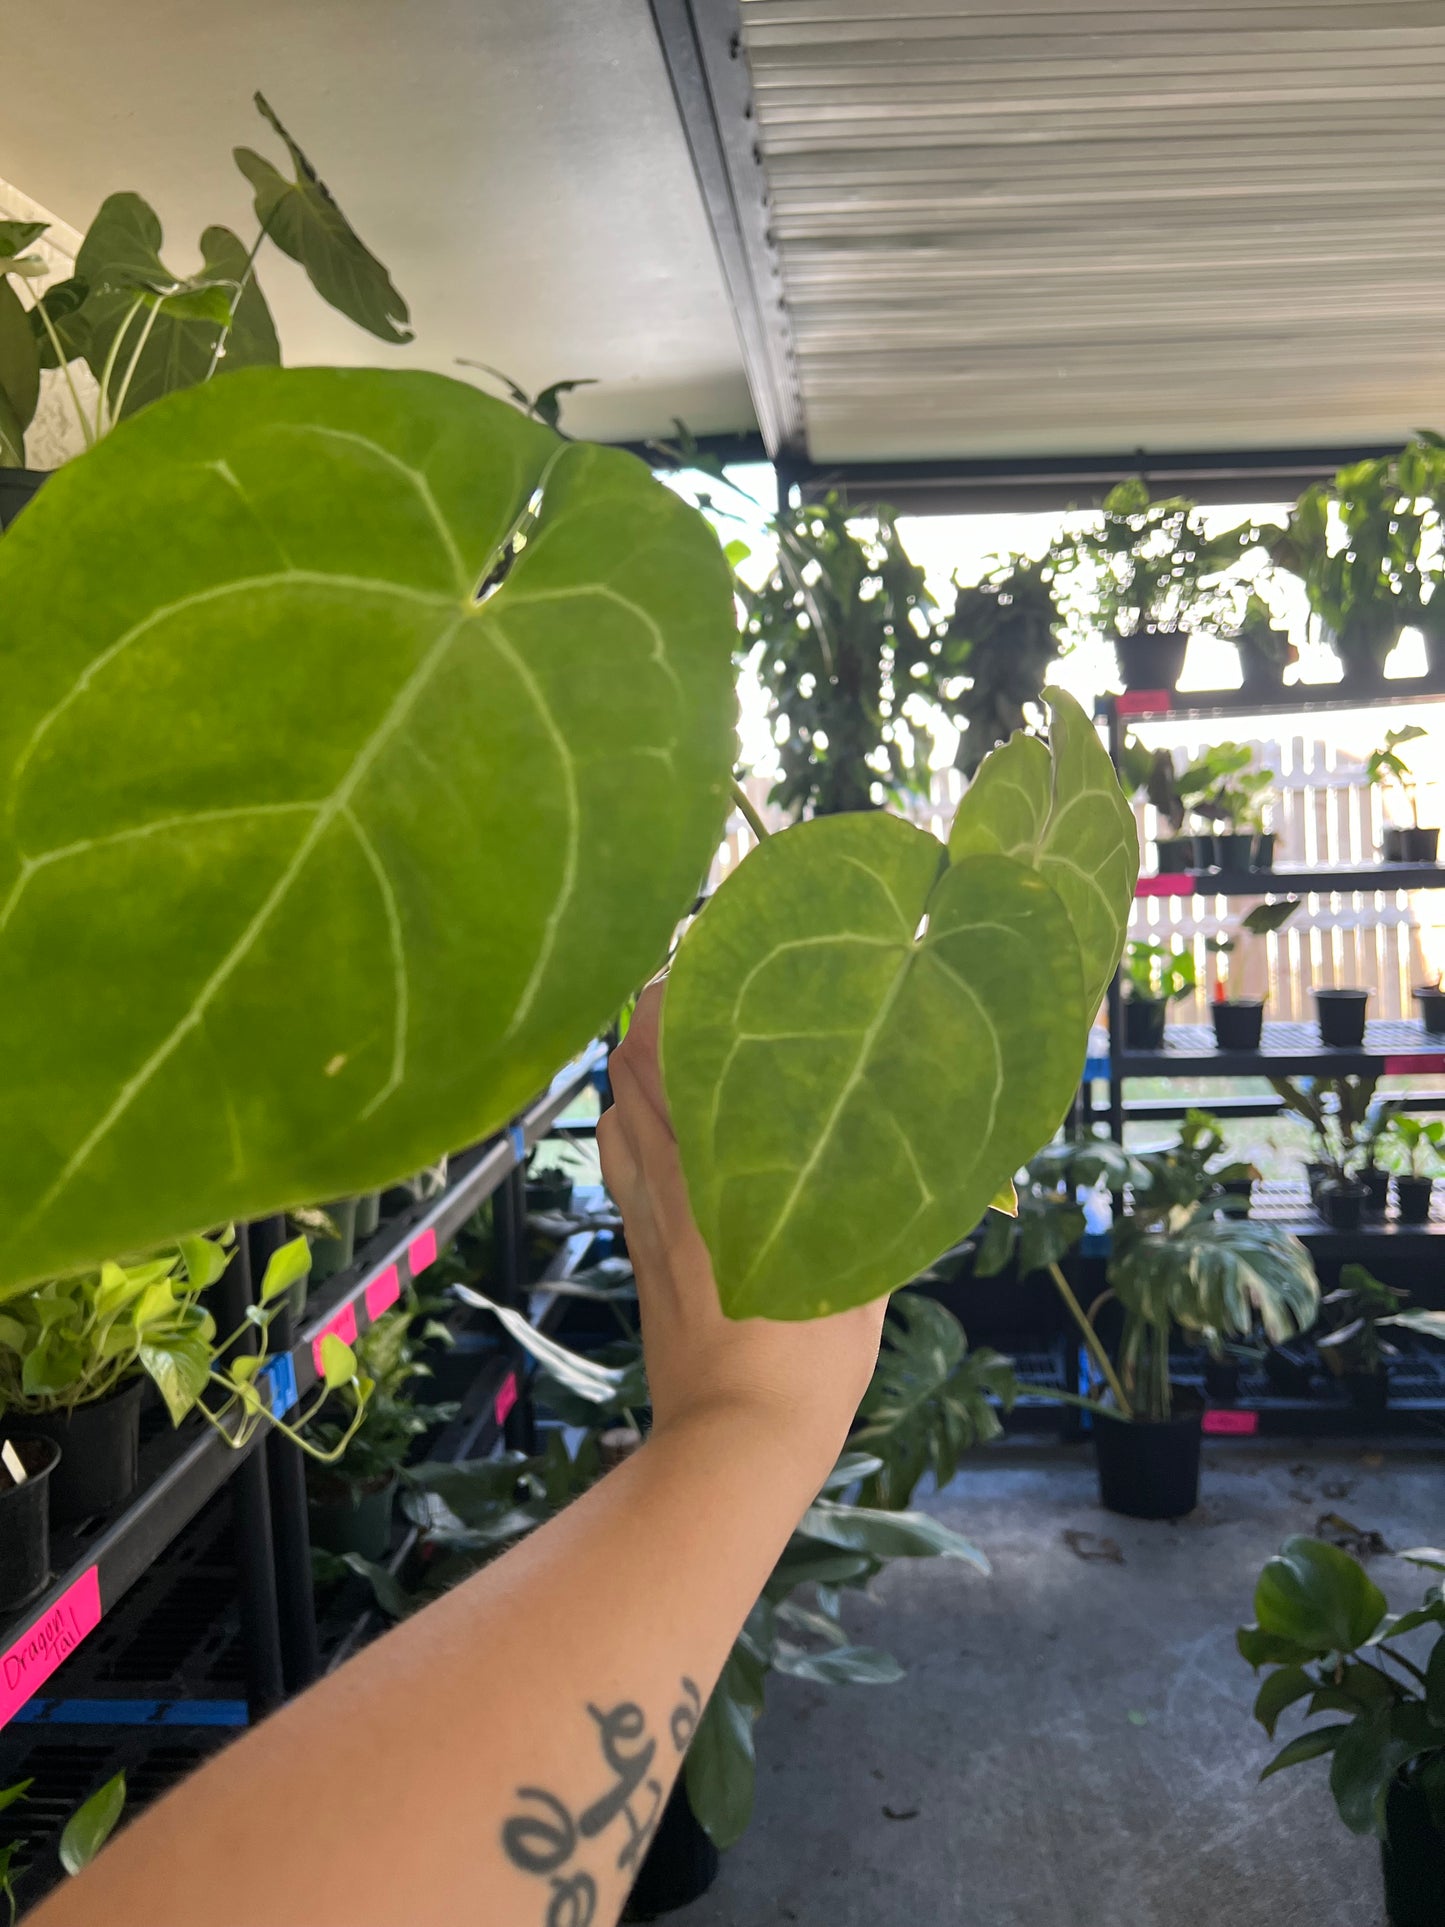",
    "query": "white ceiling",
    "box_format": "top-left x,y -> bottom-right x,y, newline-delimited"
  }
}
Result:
0,0 -> 755,444
739,0 -> 1445,462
